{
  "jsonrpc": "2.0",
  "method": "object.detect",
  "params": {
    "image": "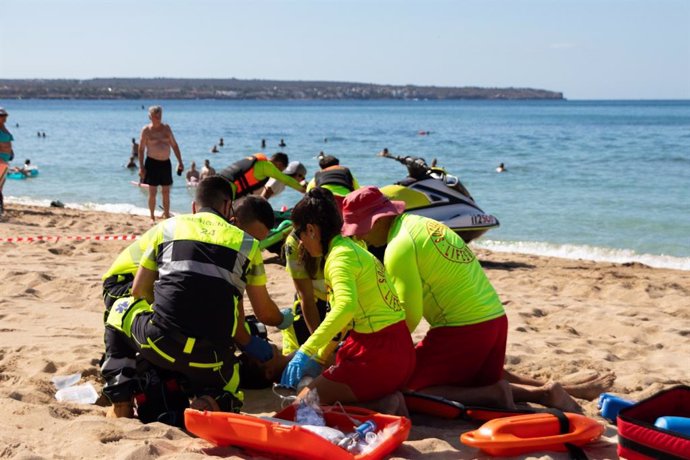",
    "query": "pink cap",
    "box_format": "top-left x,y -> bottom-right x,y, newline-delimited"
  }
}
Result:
341,186 -> 405,236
